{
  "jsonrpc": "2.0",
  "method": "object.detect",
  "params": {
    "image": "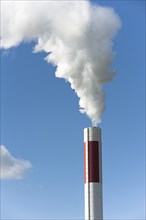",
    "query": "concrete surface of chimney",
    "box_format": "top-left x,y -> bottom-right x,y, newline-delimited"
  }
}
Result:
84,127 -> 103,220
